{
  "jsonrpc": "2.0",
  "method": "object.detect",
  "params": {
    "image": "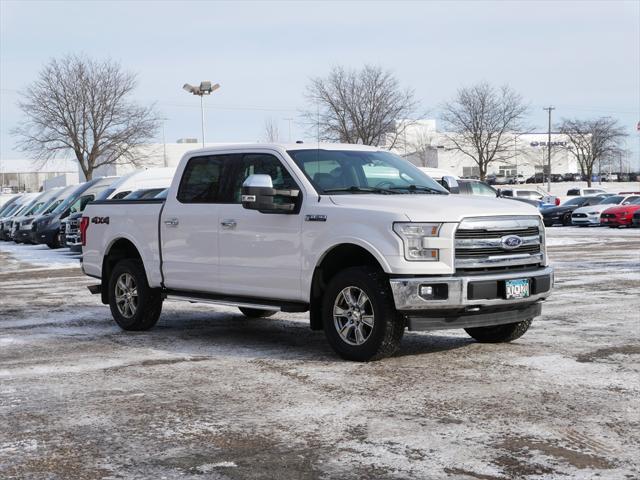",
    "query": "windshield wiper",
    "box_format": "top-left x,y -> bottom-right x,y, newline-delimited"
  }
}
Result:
322,186 -> 401,195
390,184 -> 447,194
